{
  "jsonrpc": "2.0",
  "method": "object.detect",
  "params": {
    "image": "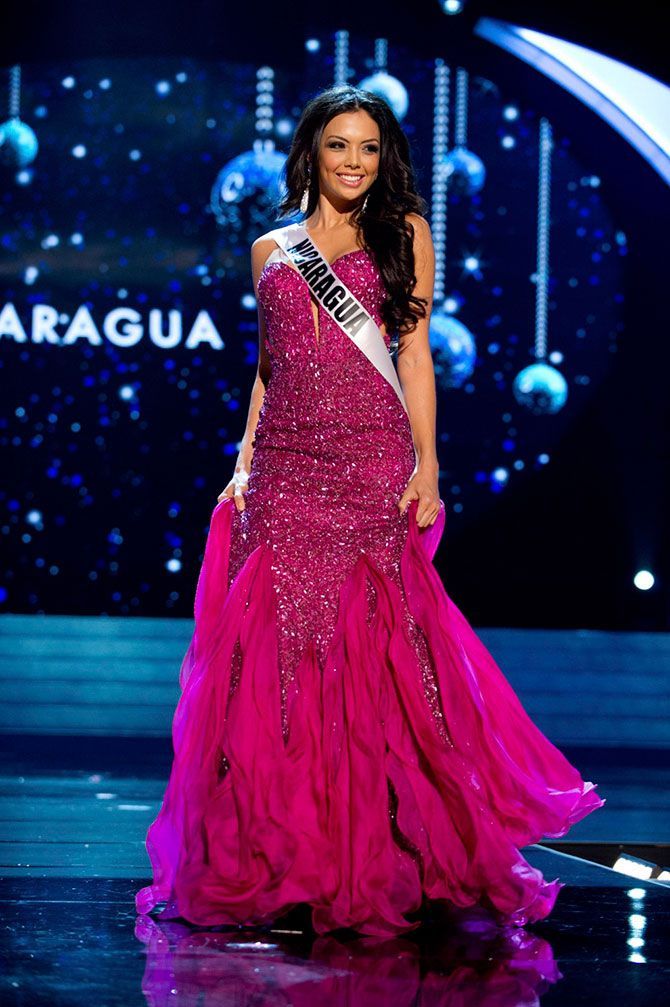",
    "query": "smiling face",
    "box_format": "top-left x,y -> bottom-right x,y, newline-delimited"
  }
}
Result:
313,109 -> 381,205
